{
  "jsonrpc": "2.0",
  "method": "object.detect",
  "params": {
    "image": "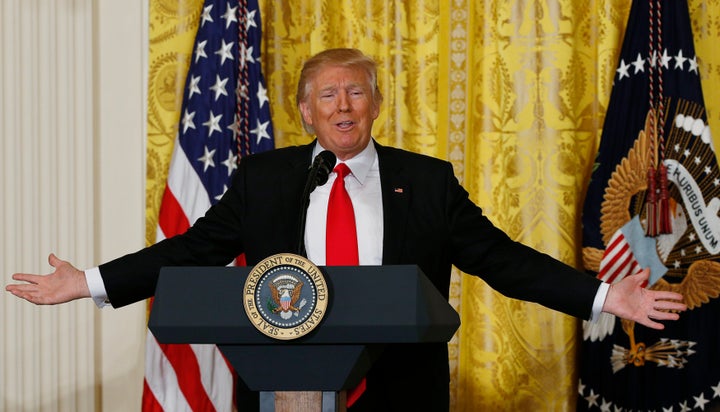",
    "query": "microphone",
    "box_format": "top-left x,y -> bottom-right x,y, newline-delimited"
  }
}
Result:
309,150 -> 337,191
297,150 -> 337,256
